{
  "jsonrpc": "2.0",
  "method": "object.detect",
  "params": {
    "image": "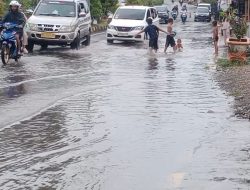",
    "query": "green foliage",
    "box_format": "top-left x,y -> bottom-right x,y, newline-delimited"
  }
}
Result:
100,0 -> 118,15
127,0 -> 164,6
201,0 -> 217,4
217,58 -> 247,67
126,0 -> 142,5
90,0 -> 103,18
231,18 -> 248,40
0,0 -> 5,16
